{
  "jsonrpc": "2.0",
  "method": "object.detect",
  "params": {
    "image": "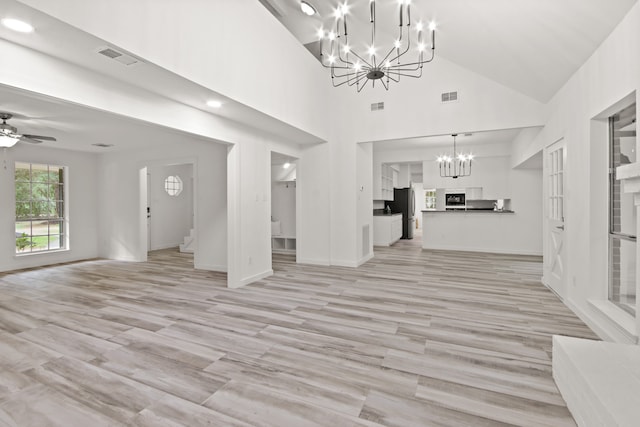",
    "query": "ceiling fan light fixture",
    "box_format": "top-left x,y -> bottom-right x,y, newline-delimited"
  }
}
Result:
1,18 -> 34,33
0,134 -> 19,148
